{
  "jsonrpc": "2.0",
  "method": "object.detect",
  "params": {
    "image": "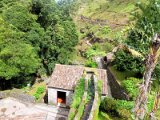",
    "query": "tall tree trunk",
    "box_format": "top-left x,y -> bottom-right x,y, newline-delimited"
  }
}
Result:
134,34 -> 160,120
